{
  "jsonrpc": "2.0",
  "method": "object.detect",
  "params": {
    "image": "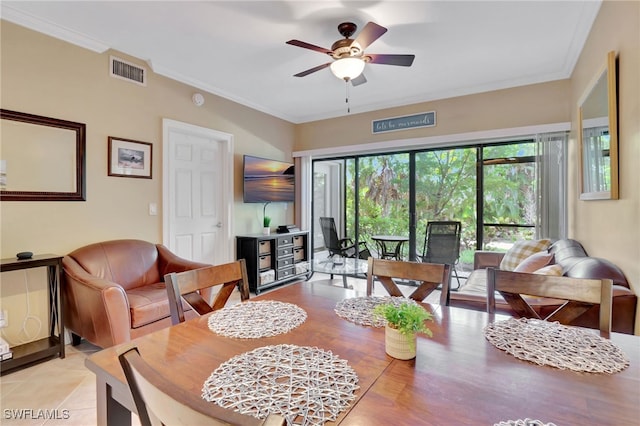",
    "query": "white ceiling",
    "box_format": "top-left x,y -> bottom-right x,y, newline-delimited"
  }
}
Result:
2,1 -> 601,124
